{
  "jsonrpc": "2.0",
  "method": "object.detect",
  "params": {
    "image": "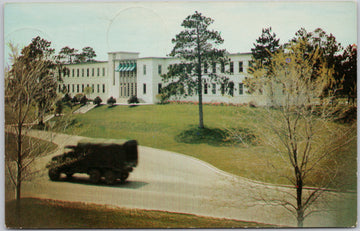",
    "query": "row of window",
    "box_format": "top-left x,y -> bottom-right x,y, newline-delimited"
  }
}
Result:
119,83 -> 137,97
64,67 -> 106,78
142,82 -> 244,96
59,83 -> 106,94
142,61 -> 251,76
